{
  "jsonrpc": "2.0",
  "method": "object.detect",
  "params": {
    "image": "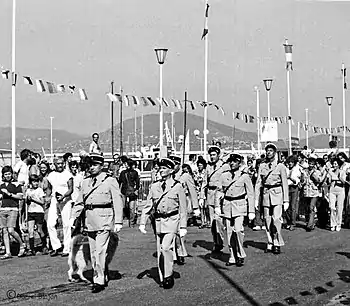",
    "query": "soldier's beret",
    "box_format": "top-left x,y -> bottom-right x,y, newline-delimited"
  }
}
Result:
208,145 -> 221,155
227,153 -> 243,163
90,153 -> 104,164
169,155 -> 181,165
159,158 -> 175,169
265,143 -> 277,151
